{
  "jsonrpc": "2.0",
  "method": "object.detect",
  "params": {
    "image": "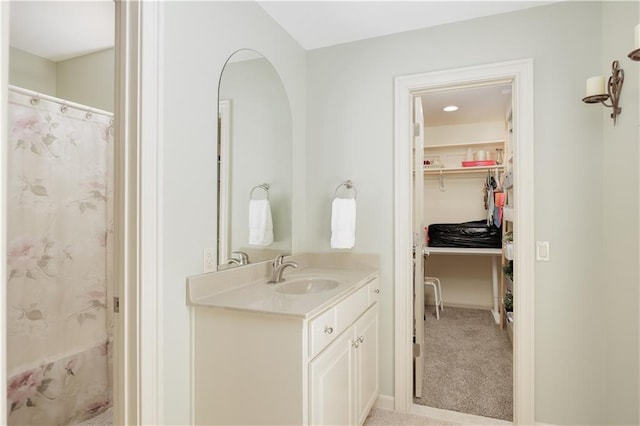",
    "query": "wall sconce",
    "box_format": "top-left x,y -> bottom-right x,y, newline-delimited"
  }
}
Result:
628,24 -> 640,61
582,61 -> 624,125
